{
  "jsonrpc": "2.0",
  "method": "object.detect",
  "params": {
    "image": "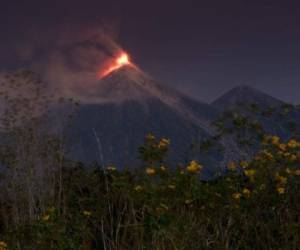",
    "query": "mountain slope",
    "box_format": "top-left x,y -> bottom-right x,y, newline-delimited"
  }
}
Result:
65,65 -> 223,177
90,65 -> 219,131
